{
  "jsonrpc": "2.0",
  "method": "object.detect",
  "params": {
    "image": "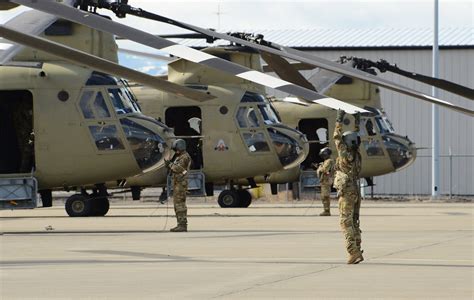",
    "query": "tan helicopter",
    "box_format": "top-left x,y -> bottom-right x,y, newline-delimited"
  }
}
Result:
2,0 -> 472,214
0,2 -> 226,216
119,47 -> 417,206
10,0 -> 469,211
1,0 -> 371,216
